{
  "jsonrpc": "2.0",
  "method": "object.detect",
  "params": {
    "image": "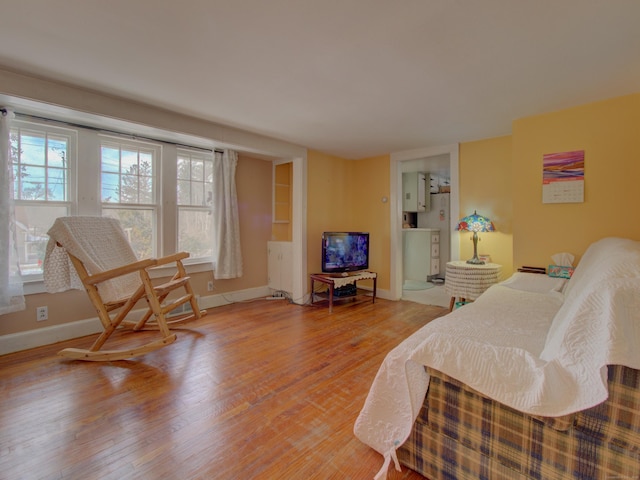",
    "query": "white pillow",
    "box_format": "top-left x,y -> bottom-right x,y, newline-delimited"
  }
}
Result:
501,272 -> 567,294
